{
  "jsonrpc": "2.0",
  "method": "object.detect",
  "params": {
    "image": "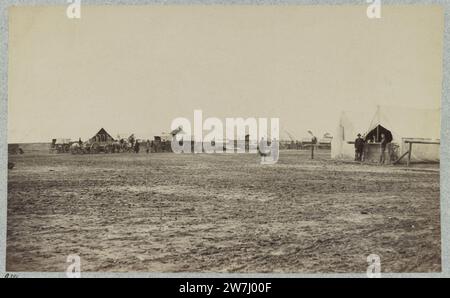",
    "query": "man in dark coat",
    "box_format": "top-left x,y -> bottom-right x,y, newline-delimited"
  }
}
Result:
146,140 -> 151,154
354,133 -> 365,161
134,140 -> 140,153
